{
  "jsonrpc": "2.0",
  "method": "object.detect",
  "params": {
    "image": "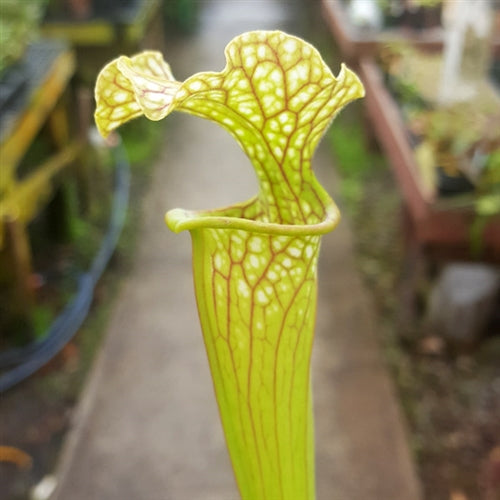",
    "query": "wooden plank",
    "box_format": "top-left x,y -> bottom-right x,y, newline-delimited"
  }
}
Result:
41,22 -> 115,46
